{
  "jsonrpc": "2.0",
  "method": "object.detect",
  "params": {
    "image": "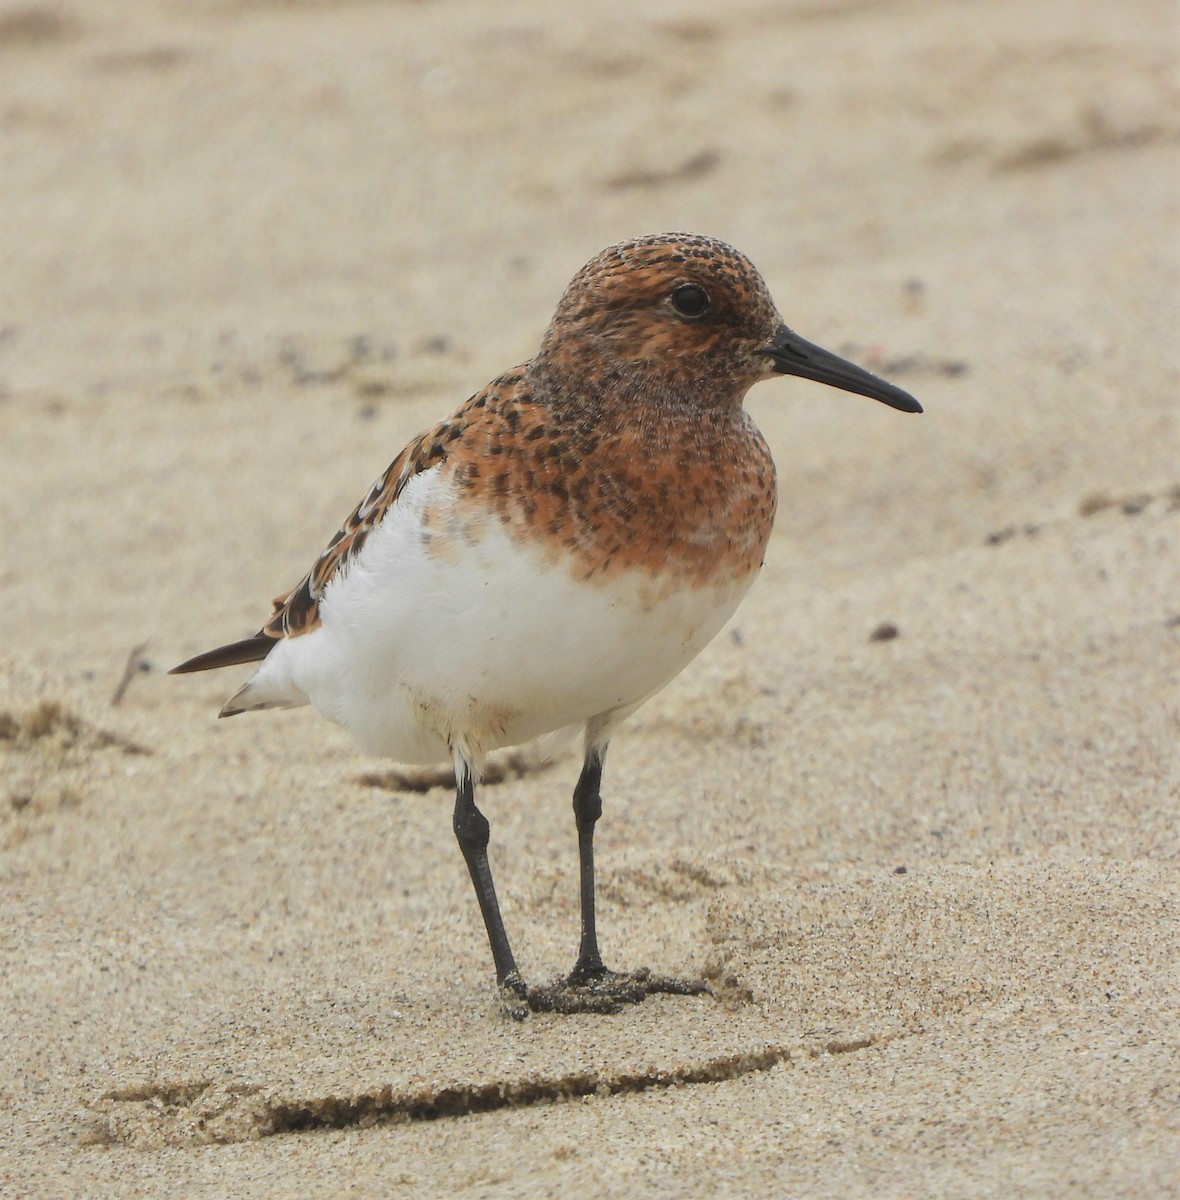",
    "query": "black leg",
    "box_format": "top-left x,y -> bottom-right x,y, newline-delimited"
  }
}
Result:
524,742 -> 711,1015
452,763 -> 527,1017
570,747 -> 606,981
